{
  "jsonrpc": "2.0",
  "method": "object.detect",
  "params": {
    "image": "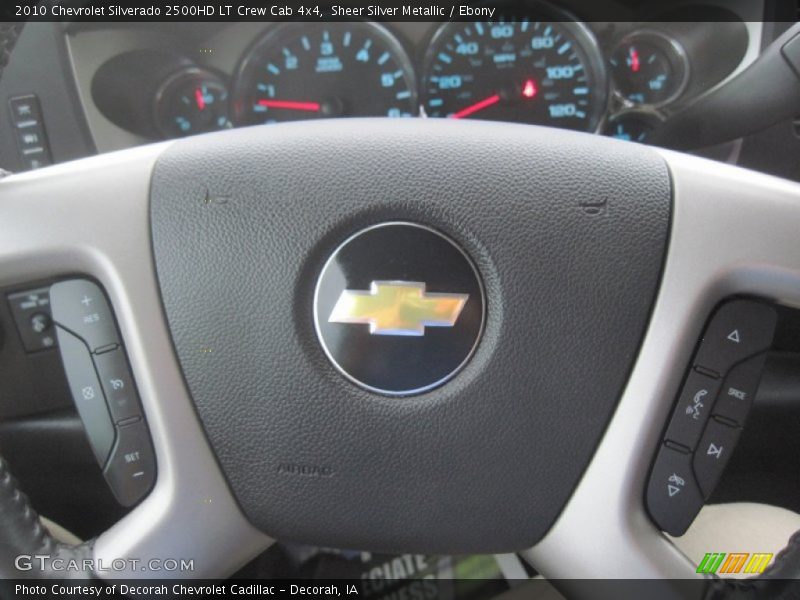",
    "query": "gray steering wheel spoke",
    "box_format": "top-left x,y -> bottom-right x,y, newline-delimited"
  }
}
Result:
0,144 -> 272,579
